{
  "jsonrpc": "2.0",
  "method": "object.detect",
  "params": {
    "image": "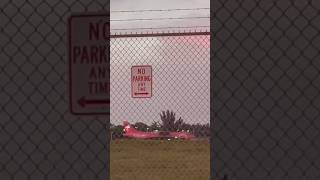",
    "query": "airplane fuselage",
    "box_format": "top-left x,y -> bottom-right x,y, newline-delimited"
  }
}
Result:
122,122 -> 195,140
